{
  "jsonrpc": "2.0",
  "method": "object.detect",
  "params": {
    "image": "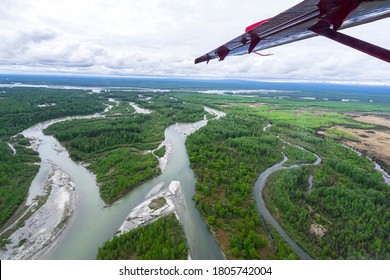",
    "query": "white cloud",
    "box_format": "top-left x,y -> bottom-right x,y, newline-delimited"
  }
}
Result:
0,0 -> 388,83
